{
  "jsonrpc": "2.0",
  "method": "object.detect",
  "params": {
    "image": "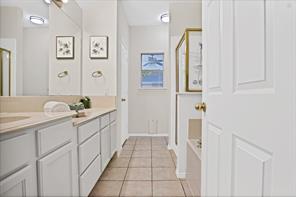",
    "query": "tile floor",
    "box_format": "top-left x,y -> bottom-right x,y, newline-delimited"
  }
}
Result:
89,137 -> 195,197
